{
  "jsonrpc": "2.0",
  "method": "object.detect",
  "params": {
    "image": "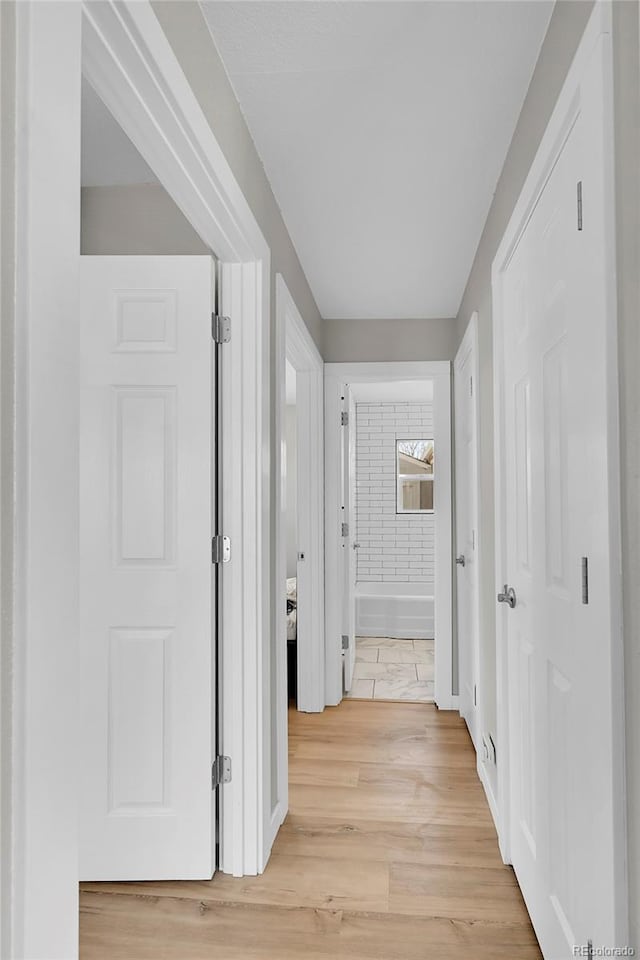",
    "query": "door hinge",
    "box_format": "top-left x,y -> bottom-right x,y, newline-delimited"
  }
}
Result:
342,634 -> 349,651
212,313 -> 231,343
473,684 -> 477,707
469,375 -> 473,397
581,556 -> 589,604
577,181 -> 583,231
341,521 -> 349,537
212,755 -> 232,789
341,411 -> 349,426
212,535 -> 231,564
